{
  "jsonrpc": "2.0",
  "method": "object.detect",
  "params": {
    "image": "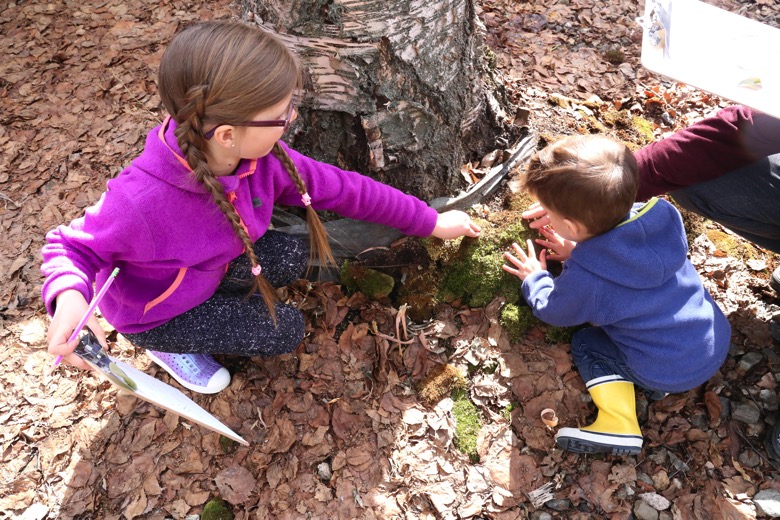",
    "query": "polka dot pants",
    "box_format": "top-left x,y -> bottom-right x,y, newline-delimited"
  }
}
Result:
124,231 -> 308,356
